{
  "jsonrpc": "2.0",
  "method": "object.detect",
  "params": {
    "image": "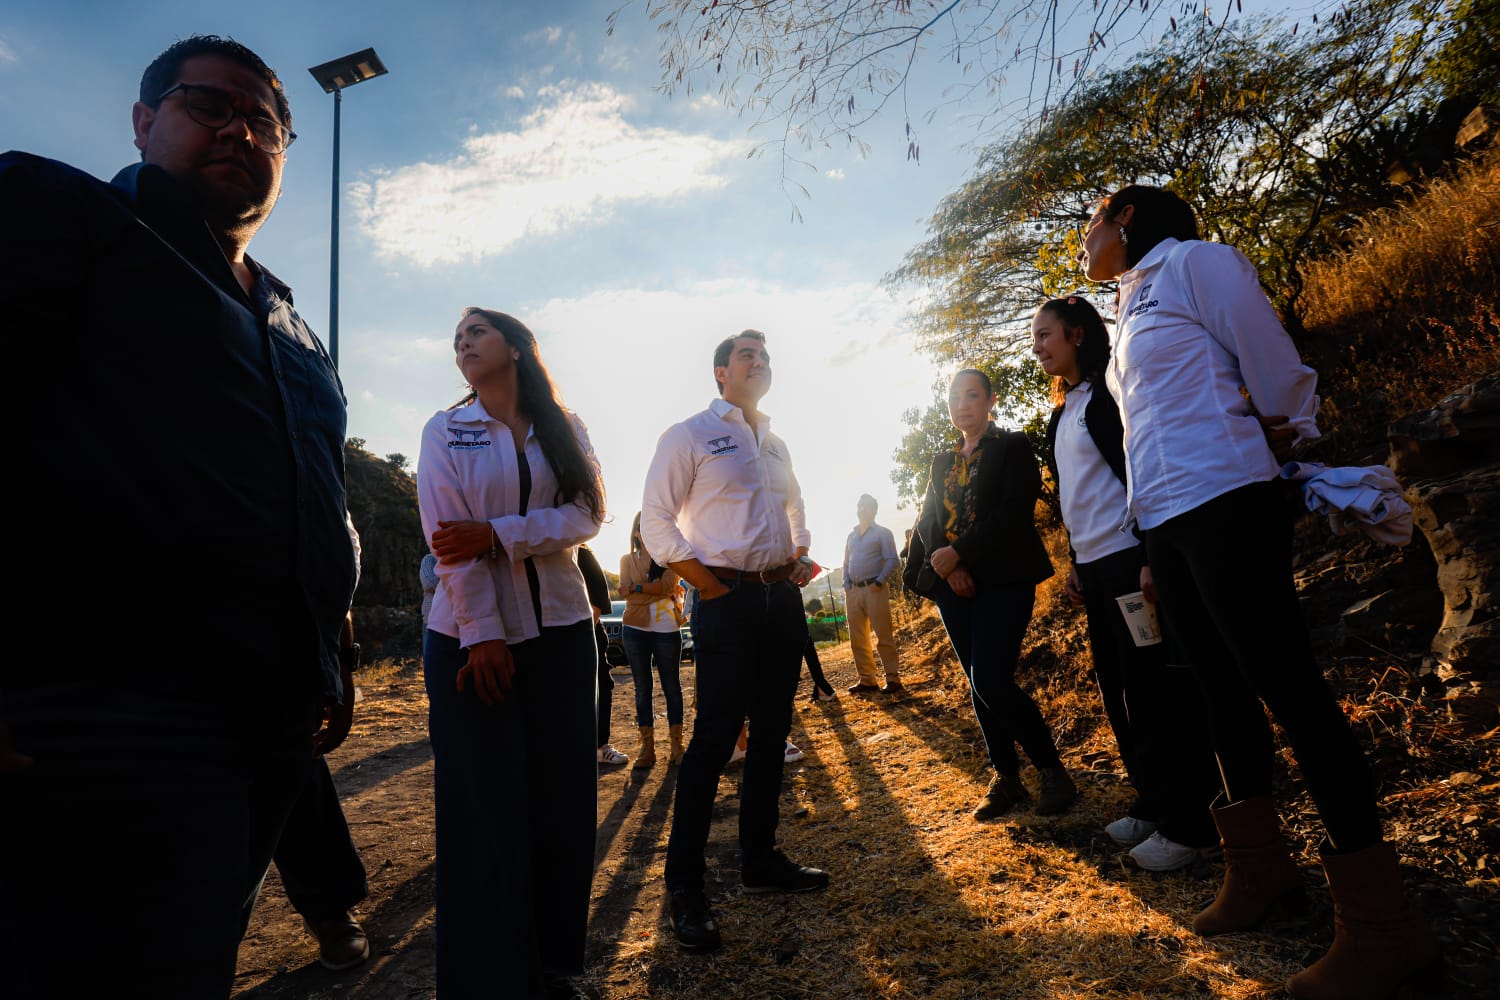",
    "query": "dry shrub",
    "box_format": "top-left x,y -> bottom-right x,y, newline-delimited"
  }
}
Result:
1301,150 -> 1500,341
1297,151 -> 1500,456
